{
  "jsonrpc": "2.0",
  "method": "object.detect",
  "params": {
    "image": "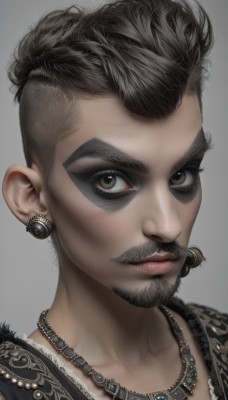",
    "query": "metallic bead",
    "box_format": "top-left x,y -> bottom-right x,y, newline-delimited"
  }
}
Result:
34,391 -> 43,399
25,382 -> 31,390
4,373 -> 11,380
11,377 -> 18,384
31,382 -> 38,389
17,380 -> 24,387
